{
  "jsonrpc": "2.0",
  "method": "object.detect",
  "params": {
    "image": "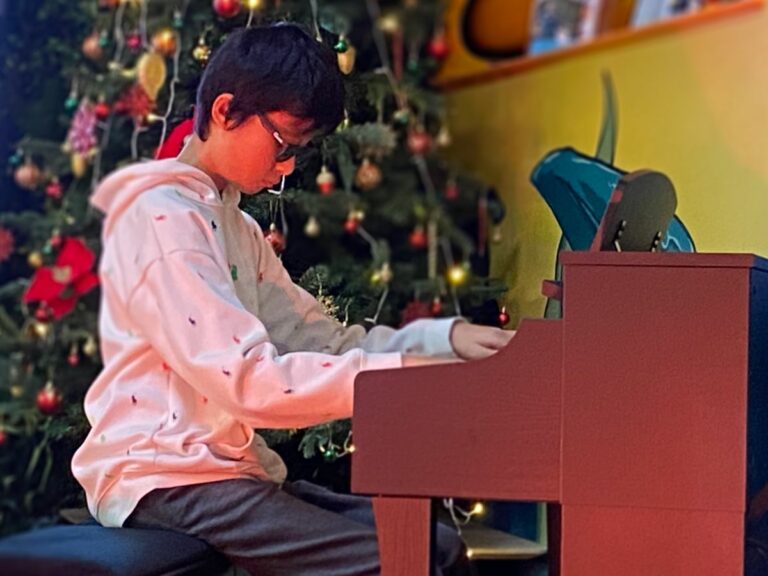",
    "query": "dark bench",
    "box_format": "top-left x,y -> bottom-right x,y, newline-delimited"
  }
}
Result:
0,522 -> 230,576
